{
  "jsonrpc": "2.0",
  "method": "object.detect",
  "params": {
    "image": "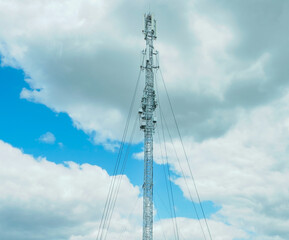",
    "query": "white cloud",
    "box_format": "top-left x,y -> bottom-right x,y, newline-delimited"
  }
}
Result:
0,139 -> 142,240
38,131 -> 56,144
0,139 -> 244,240
154,218 -> 247,240
156,93 -> 289,239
